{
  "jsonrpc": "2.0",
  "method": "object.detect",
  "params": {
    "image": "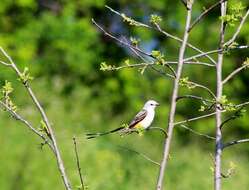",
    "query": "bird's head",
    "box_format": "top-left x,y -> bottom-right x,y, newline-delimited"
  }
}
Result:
143,100 -> 160,110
